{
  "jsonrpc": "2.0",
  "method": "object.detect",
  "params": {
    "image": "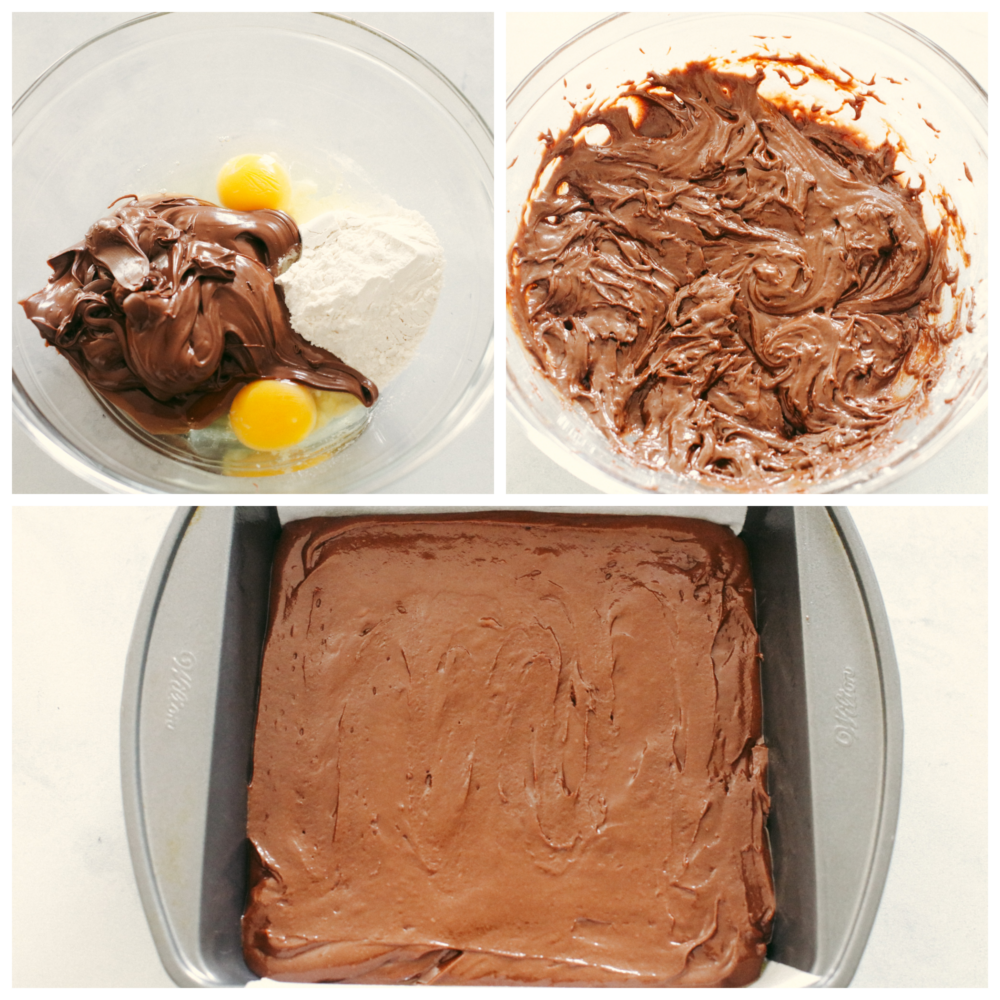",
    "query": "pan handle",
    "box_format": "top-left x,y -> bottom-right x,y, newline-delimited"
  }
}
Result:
810,508 -> 903,986
741,507 -> 903,987
121,506 -> 279,987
